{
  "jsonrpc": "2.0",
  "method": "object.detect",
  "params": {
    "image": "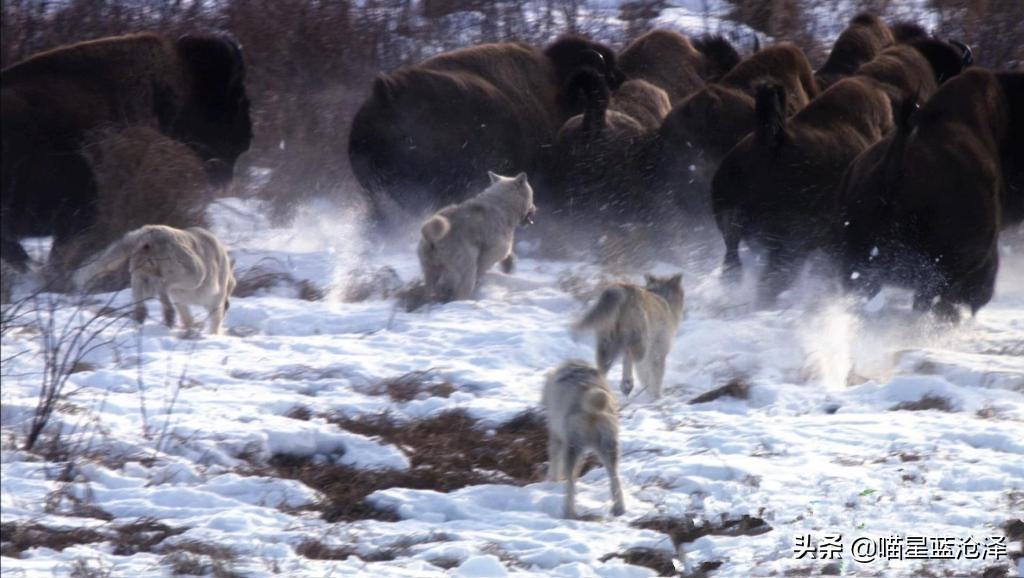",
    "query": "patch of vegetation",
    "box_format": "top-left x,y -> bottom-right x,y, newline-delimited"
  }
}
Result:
891,395 -> 954,412
264,409 -> 547,522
